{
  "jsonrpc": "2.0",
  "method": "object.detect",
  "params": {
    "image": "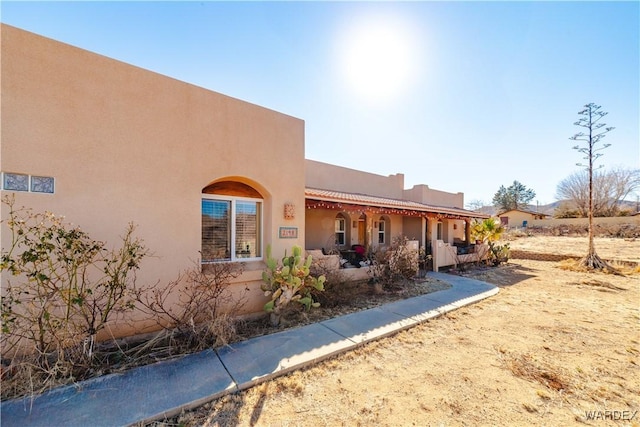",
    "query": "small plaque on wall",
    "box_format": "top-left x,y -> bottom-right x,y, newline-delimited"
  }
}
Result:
279,226 -> 298,239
